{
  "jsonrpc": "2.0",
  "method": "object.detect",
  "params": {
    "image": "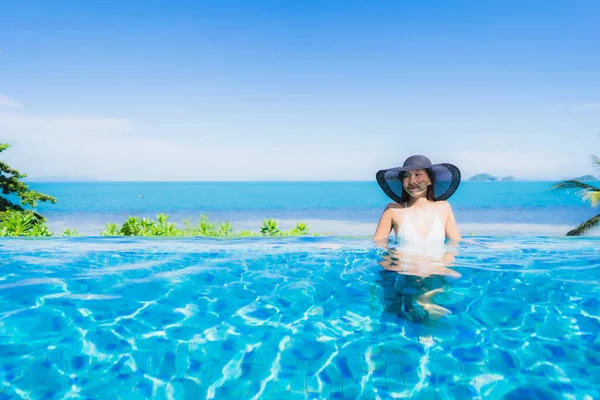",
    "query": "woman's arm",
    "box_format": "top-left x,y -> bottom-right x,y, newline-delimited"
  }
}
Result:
443,202 -> 461,242
373,208 -> 395,243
